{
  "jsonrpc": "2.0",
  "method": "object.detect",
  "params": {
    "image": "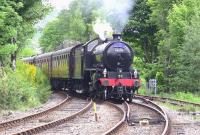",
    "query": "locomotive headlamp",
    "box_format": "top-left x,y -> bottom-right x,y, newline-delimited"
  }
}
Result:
103,68 -> 107,77
118,74 -> 122,78
119,69 -> 122,73
134,69 -> 138,78
117,68 -> 122,78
